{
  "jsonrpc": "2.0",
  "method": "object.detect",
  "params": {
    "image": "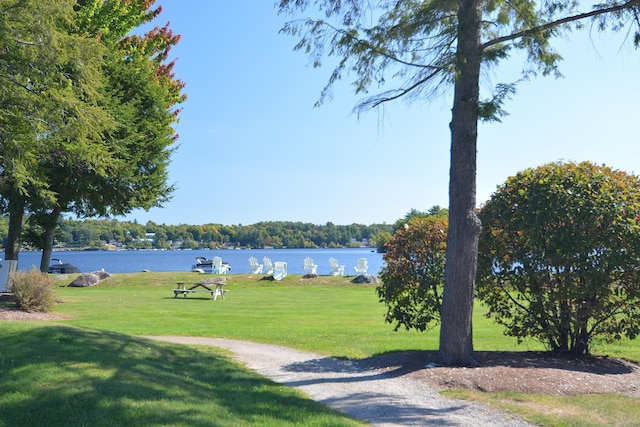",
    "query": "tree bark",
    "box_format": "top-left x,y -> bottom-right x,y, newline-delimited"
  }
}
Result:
39,208 -> 62,272
438,0 -> 483,367
4,196 -> 25,261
